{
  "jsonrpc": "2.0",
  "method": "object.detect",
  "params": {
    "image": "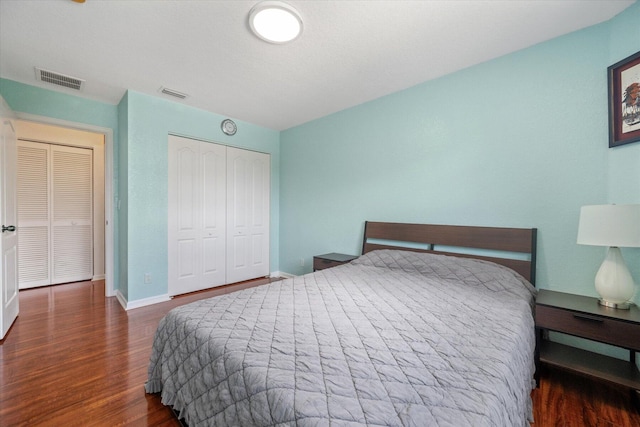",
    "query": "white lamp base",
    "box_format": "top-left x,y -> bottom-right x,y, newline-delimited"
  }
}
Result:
594,246 -> 636,310
597,298 -> 633,309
